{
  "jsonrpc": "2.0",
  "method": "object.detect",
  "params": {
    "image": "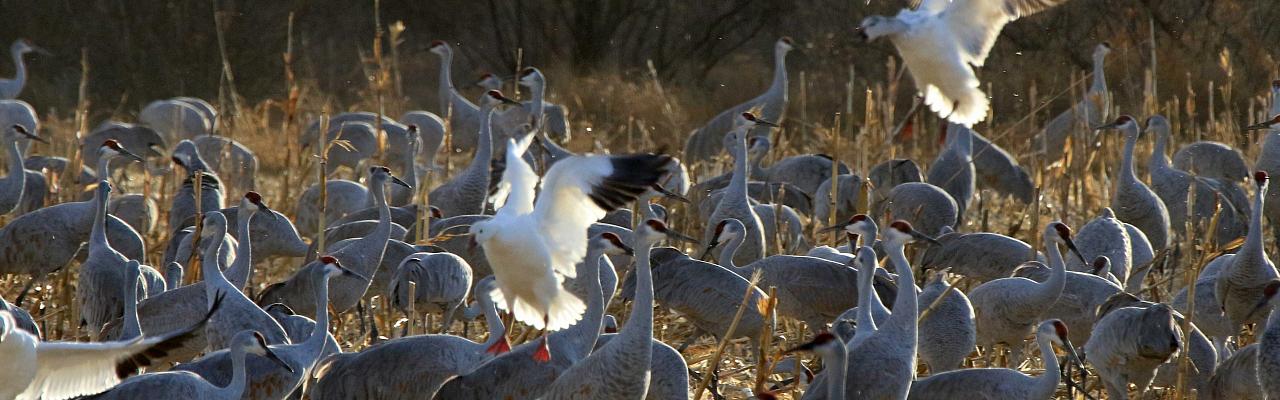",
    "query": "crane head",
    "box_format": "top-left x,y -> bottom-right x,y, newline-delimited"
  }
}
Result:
101,139 -> 142,161
741,112 -> 778,127
9,124 -> 46,143
244,331 -> 295,374
519,67 -> 541,84
598,232 -> 634,256
319,255 -> 361,280
429,206 -> 444,219
886,220 -> 940,246
1245,114 -> 1280,131
1049,222 -> 1088,265
784,332 -> 839,354
778,36 -> 795,52
485,90 -> 520,106
1244,280 -> 1280,322
1091,256 -> 1111,276
1256,171 -> 1269,188
1094,115 -> 1135,131
243,191 -> 278,220
428,40 -> 448,55
643,219 -> 697,244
